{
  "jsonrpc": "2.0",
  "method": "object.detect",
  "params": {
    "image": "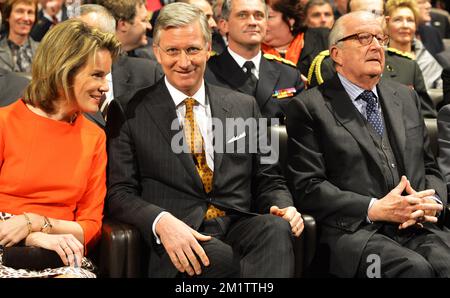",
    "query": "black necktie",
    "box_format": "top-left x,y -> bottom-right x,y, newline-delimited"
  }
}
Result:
242,61 -> 258,96
359,90 -> 384,136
